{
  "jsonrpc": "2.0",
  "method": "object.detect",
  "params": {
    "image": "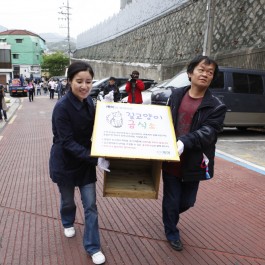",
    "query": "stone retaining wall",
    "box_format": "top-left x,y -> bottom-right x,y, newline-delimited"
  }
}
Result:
73,0 -> 265,80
